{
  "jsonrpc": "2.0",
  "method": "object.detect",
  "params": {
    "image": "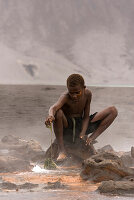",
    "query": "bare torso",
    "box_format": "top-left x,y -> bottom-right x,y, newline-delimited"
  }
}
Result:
62,89 -> 91,118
